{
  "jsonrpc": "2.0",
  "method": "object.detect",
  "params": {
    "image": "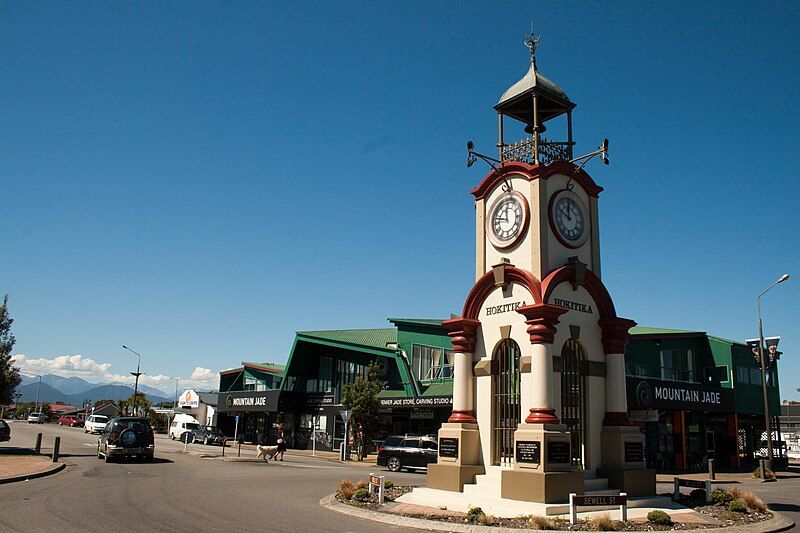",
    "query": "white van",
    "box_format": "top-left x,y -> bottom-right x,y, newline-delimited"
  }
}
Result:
169,414 -> 201,440
84,415 -> 109,434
